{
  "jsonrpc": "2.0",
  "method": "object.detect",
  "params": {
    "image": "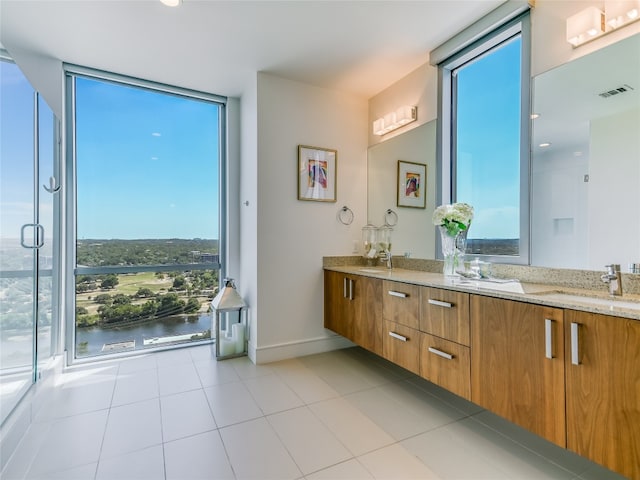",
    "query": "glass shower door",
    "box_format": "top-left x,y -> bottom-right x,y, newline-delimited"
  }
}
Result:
0,59 -> 56,425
